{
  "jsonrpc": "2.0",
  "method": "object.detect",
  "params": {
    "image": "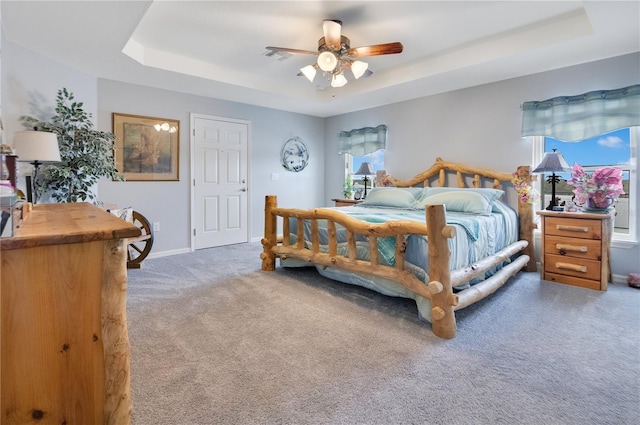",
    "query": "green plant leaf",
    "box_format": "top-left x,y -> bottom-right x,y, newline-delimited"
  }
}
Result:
21,88 -> 124,203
